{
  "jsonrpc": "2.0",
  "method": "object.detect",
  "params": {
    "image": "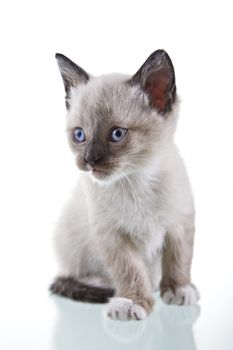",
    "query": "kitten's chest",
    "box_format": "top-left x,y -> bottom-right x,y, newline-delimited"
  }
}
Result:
116,192 -> 154,231
98,179 -> 163,235
109,185 -> 166,257
91,178 -> 166,259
